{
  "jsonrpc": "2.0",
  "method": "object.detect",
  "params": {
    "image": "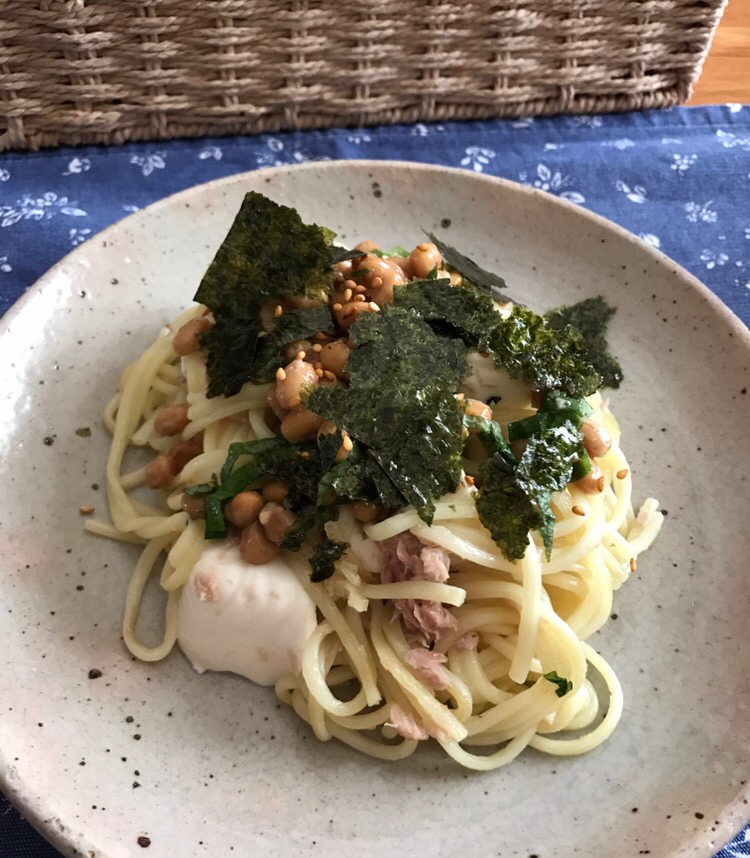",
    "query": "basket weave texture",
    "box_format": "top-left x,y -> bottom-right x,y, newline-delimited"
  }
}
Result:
1,0 -> 727,152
